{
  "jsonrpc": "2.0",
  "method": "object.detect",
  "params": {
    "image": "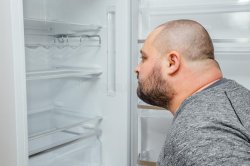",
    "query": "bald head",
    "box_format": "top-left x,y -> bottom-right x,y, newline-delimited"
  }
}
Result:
136,19 -> 222,113
153,19 -> 214,61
